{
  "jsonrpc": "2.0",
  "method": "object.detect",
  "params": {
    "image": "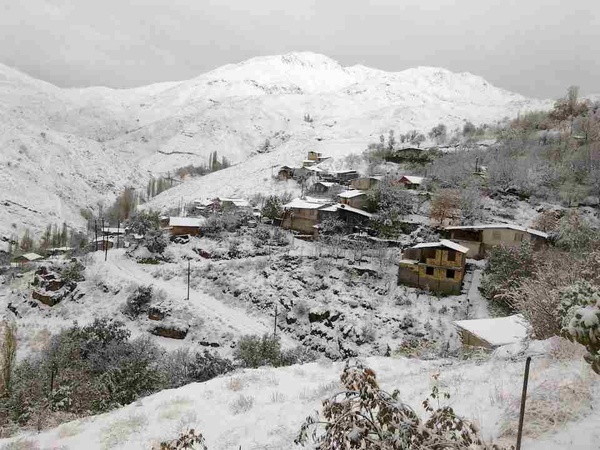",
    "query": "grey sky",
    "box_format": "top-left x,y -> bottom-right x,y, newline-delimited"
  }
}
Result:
1,0 -> 598,98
